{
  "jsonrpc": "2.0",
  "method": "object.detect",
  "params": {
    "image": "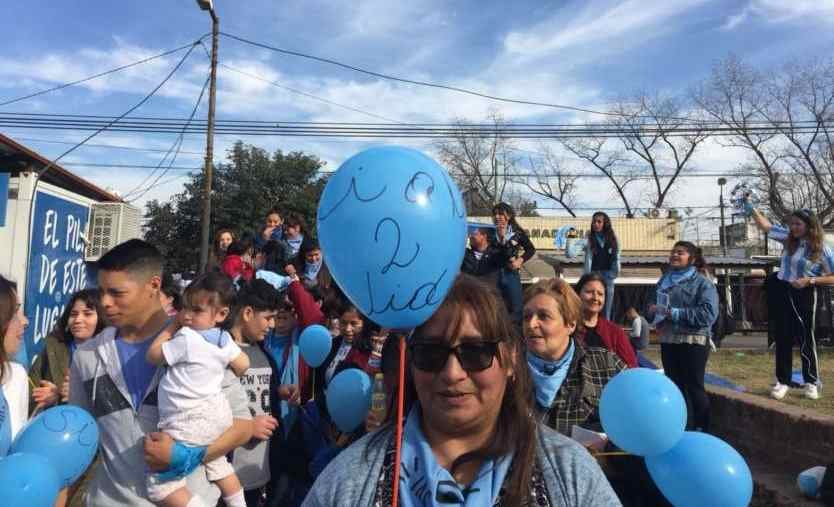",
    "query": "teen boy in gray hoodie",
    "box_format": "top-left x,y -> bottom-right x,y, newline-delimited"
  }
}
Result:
70,239 -> 252,506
